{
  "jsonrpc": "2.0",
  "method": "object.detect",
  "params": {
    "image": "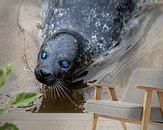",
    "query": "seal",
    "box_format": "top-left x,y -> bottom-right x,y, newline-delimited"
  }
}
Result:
35,0 -> 136,86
